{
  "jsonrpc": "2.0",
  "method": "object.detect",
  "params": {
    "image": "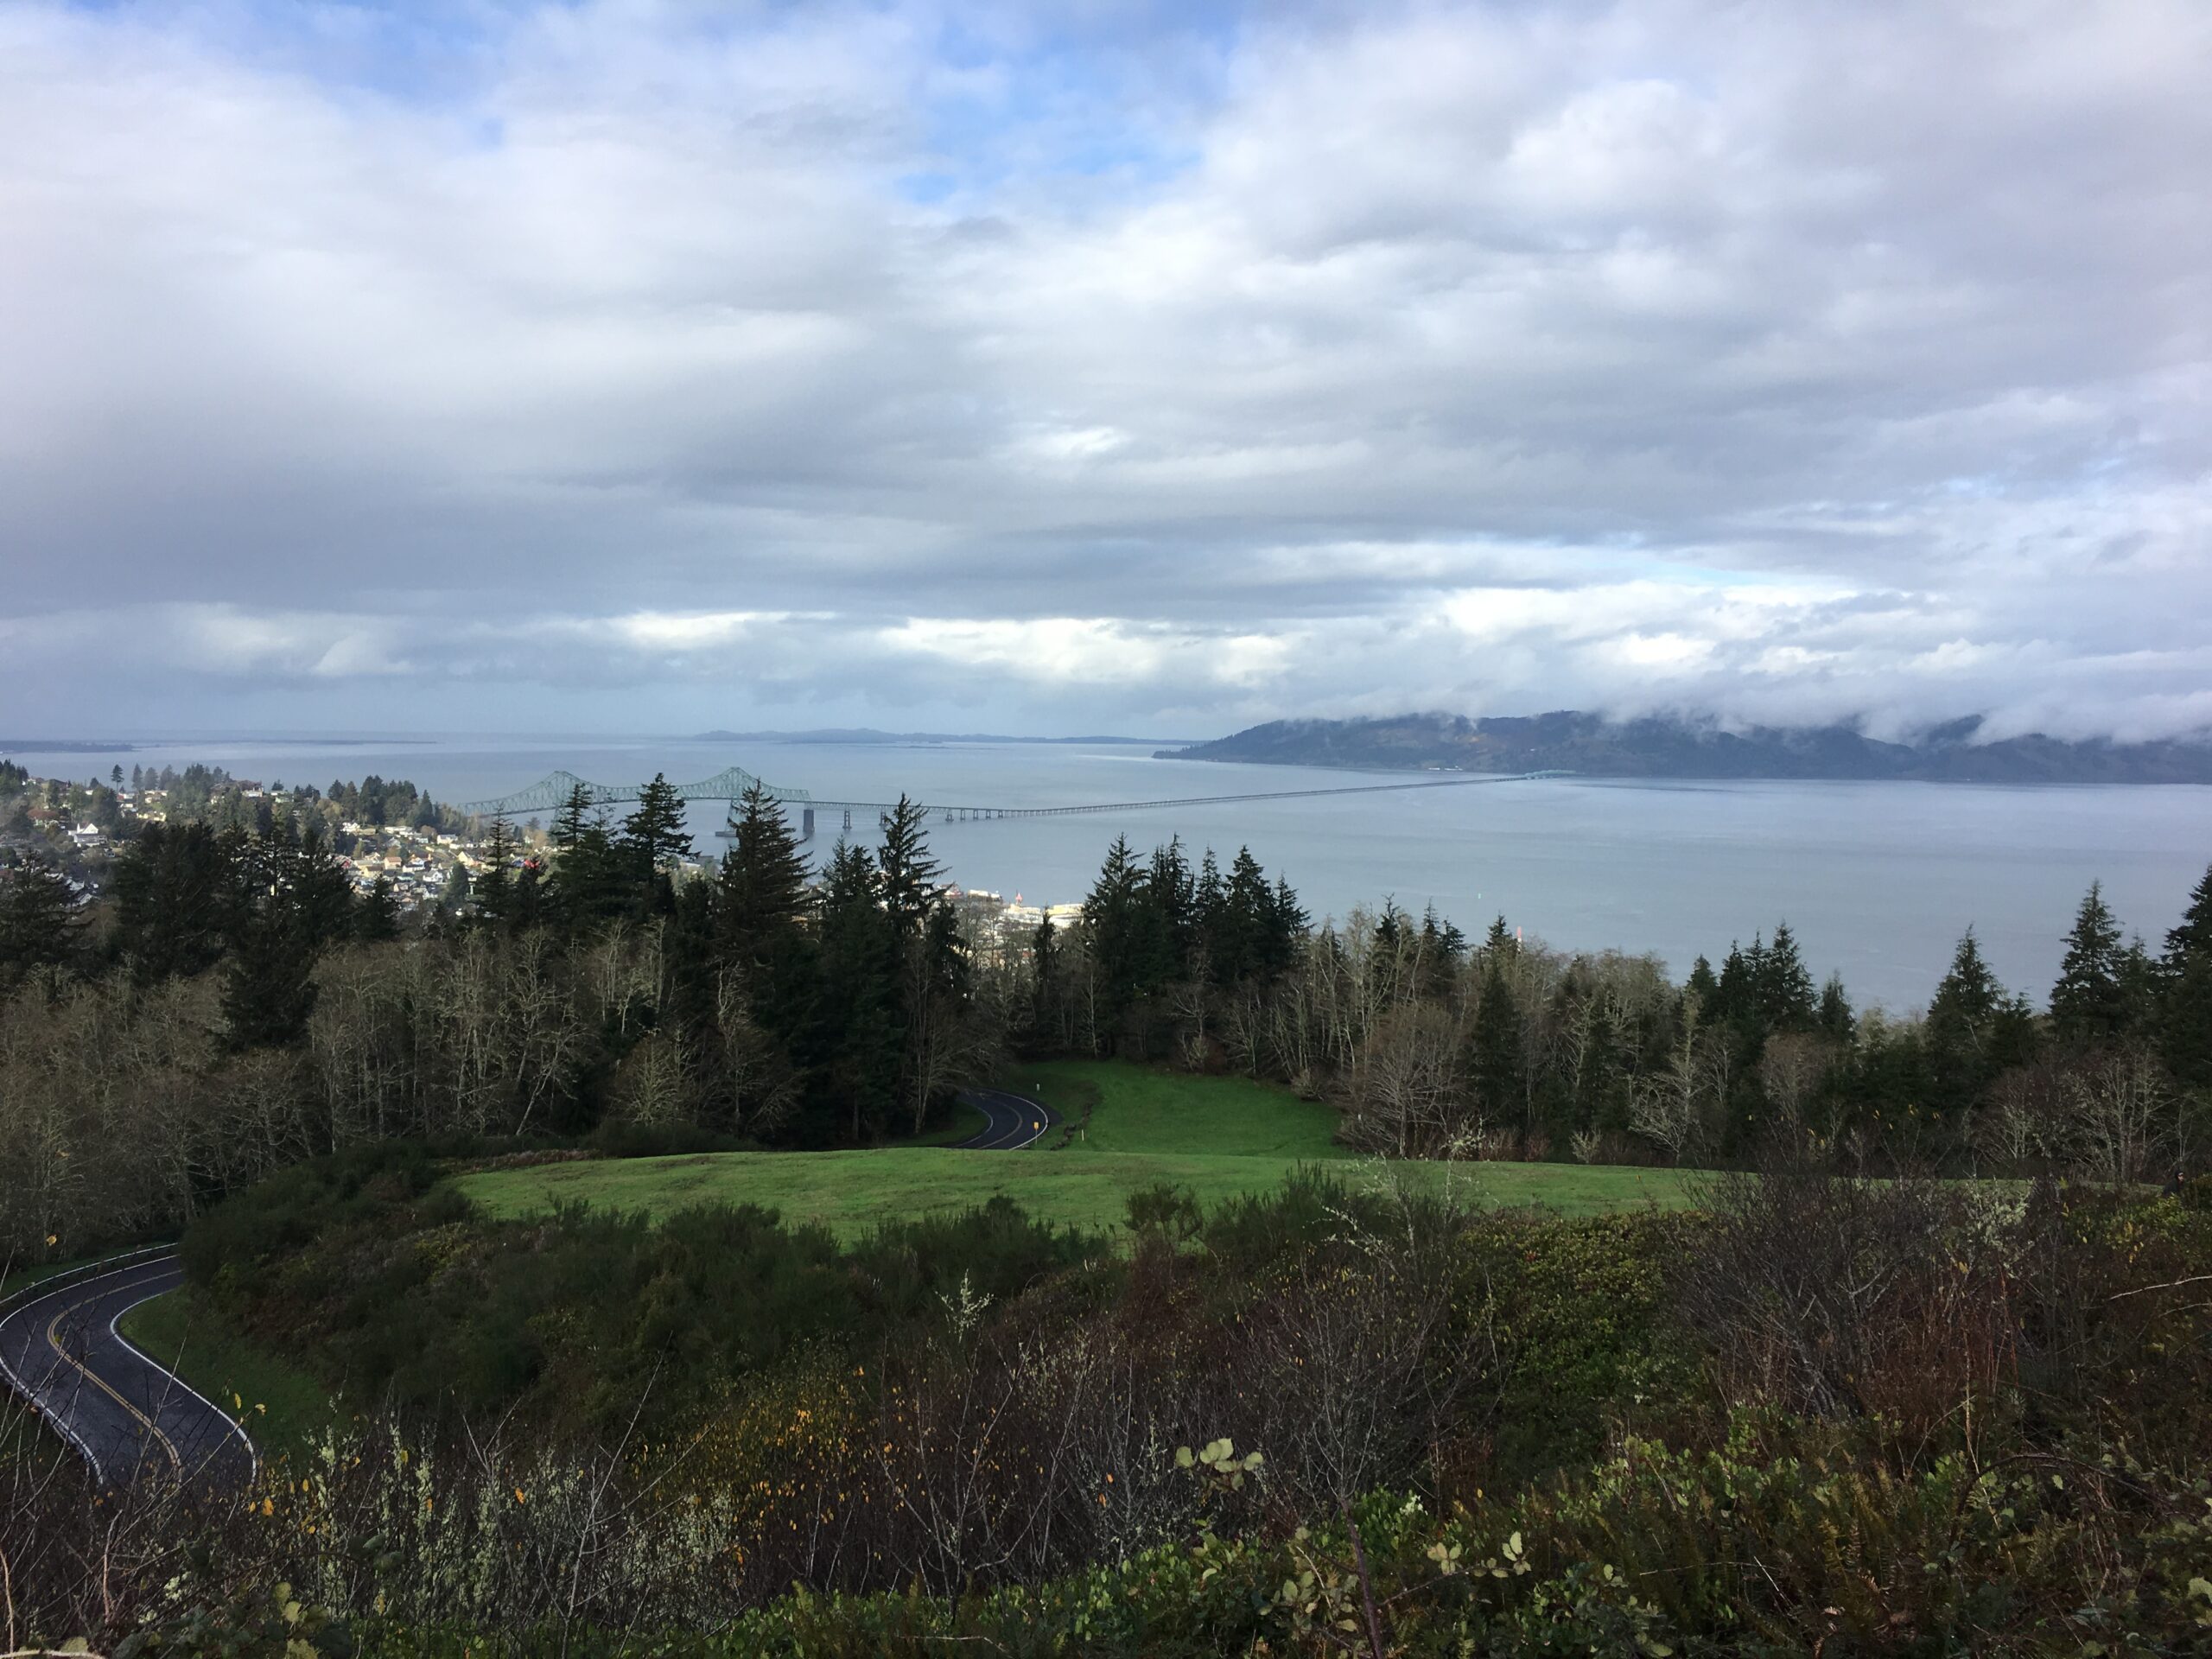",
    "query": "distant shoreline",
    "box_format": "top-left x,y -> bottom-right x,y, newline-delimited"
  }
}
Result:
1158,711 -> 2212,786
